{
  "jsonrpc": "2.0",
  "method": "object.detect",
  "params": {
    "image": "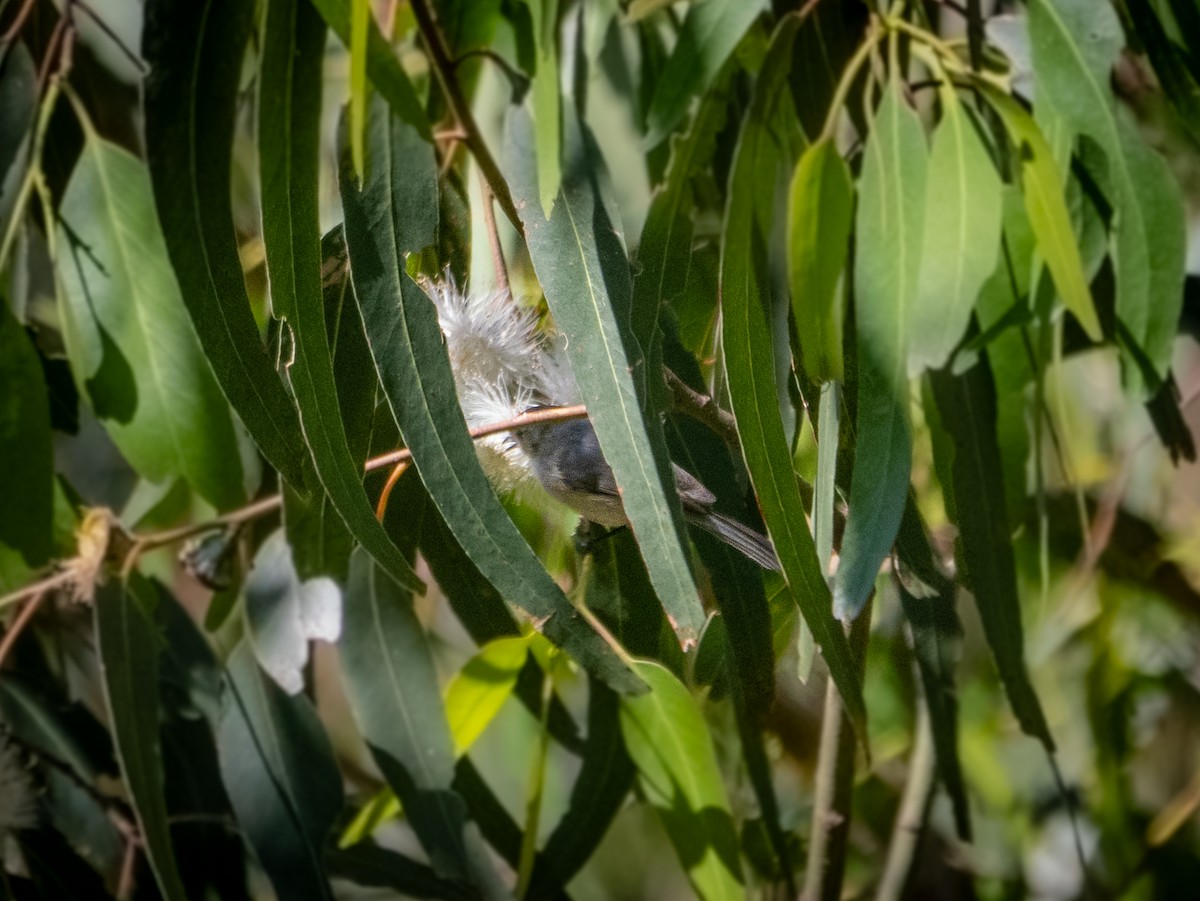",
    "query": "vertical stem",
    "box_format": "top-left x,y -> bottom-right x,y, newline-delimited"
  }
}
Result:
408,0 -> 523,233
515,657 -> 555,898
803,602 -> 872,901
875,701 -> 935,901
479,169 -> 510,296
